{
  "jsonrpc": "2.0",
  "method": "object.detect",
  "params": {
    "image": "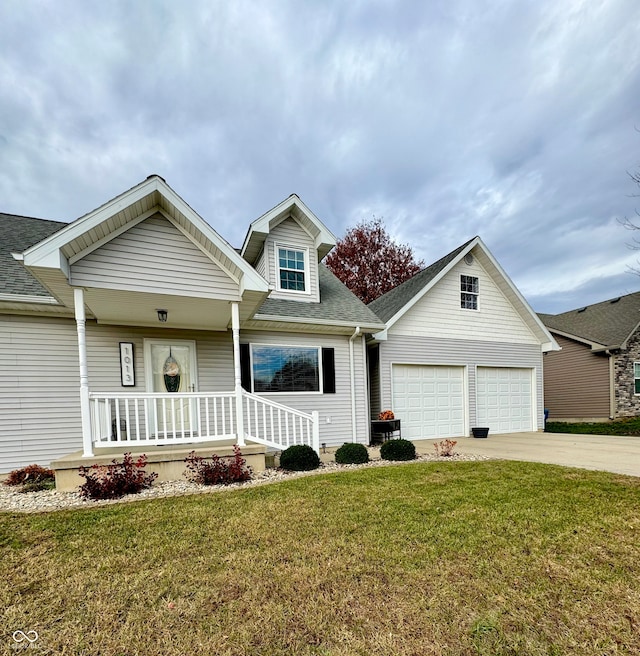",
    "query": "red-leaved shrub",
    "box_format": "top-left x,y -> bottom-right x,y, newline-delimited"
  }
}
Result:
78,453 -> 157,500
184,446 -> 252,485
4,464 -> 55,487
